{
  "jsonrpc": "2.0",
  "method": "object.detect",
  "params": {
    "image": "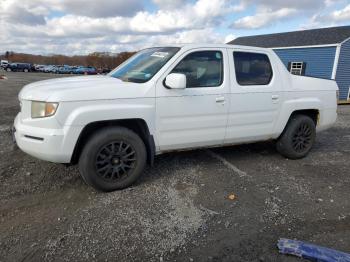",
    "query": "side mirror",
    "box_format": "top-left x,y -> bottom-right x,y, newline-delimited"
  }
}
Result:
165,73 -> 186,89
